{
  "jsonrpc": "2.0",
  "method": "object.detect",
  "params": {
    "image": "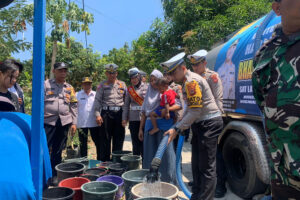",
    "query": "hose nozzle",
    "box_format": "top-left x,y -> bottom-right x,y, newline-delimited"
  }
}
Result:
146,158 -> 161,183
